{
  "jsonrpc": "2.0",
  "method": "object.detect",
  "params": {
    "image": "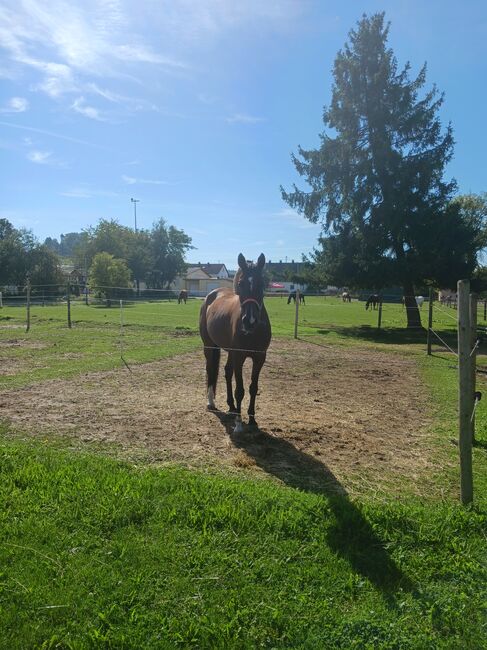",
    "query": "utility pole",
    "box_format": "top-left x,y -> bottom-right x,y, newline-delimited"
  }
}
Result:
130,197 -> 140,233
